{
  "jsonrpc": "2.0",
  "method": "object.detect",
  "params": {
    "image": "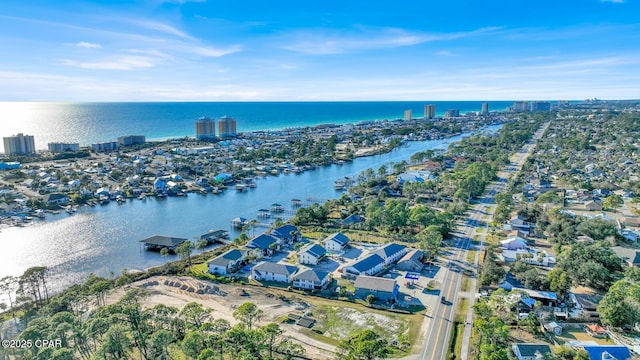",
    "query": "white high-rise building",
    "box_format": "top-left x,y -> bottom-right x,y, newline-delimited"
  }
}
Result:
404,109 -> 412,121
424,104 -> 436,119
3,133 -> 36,155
